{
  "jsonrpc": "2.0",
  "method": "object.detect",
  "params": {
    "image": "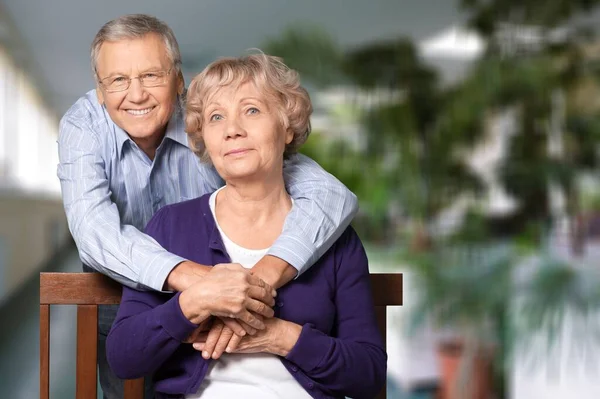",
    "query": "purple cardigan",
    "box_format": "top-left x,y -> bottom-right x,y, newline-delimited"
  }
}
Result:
106,194 -> 386,399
